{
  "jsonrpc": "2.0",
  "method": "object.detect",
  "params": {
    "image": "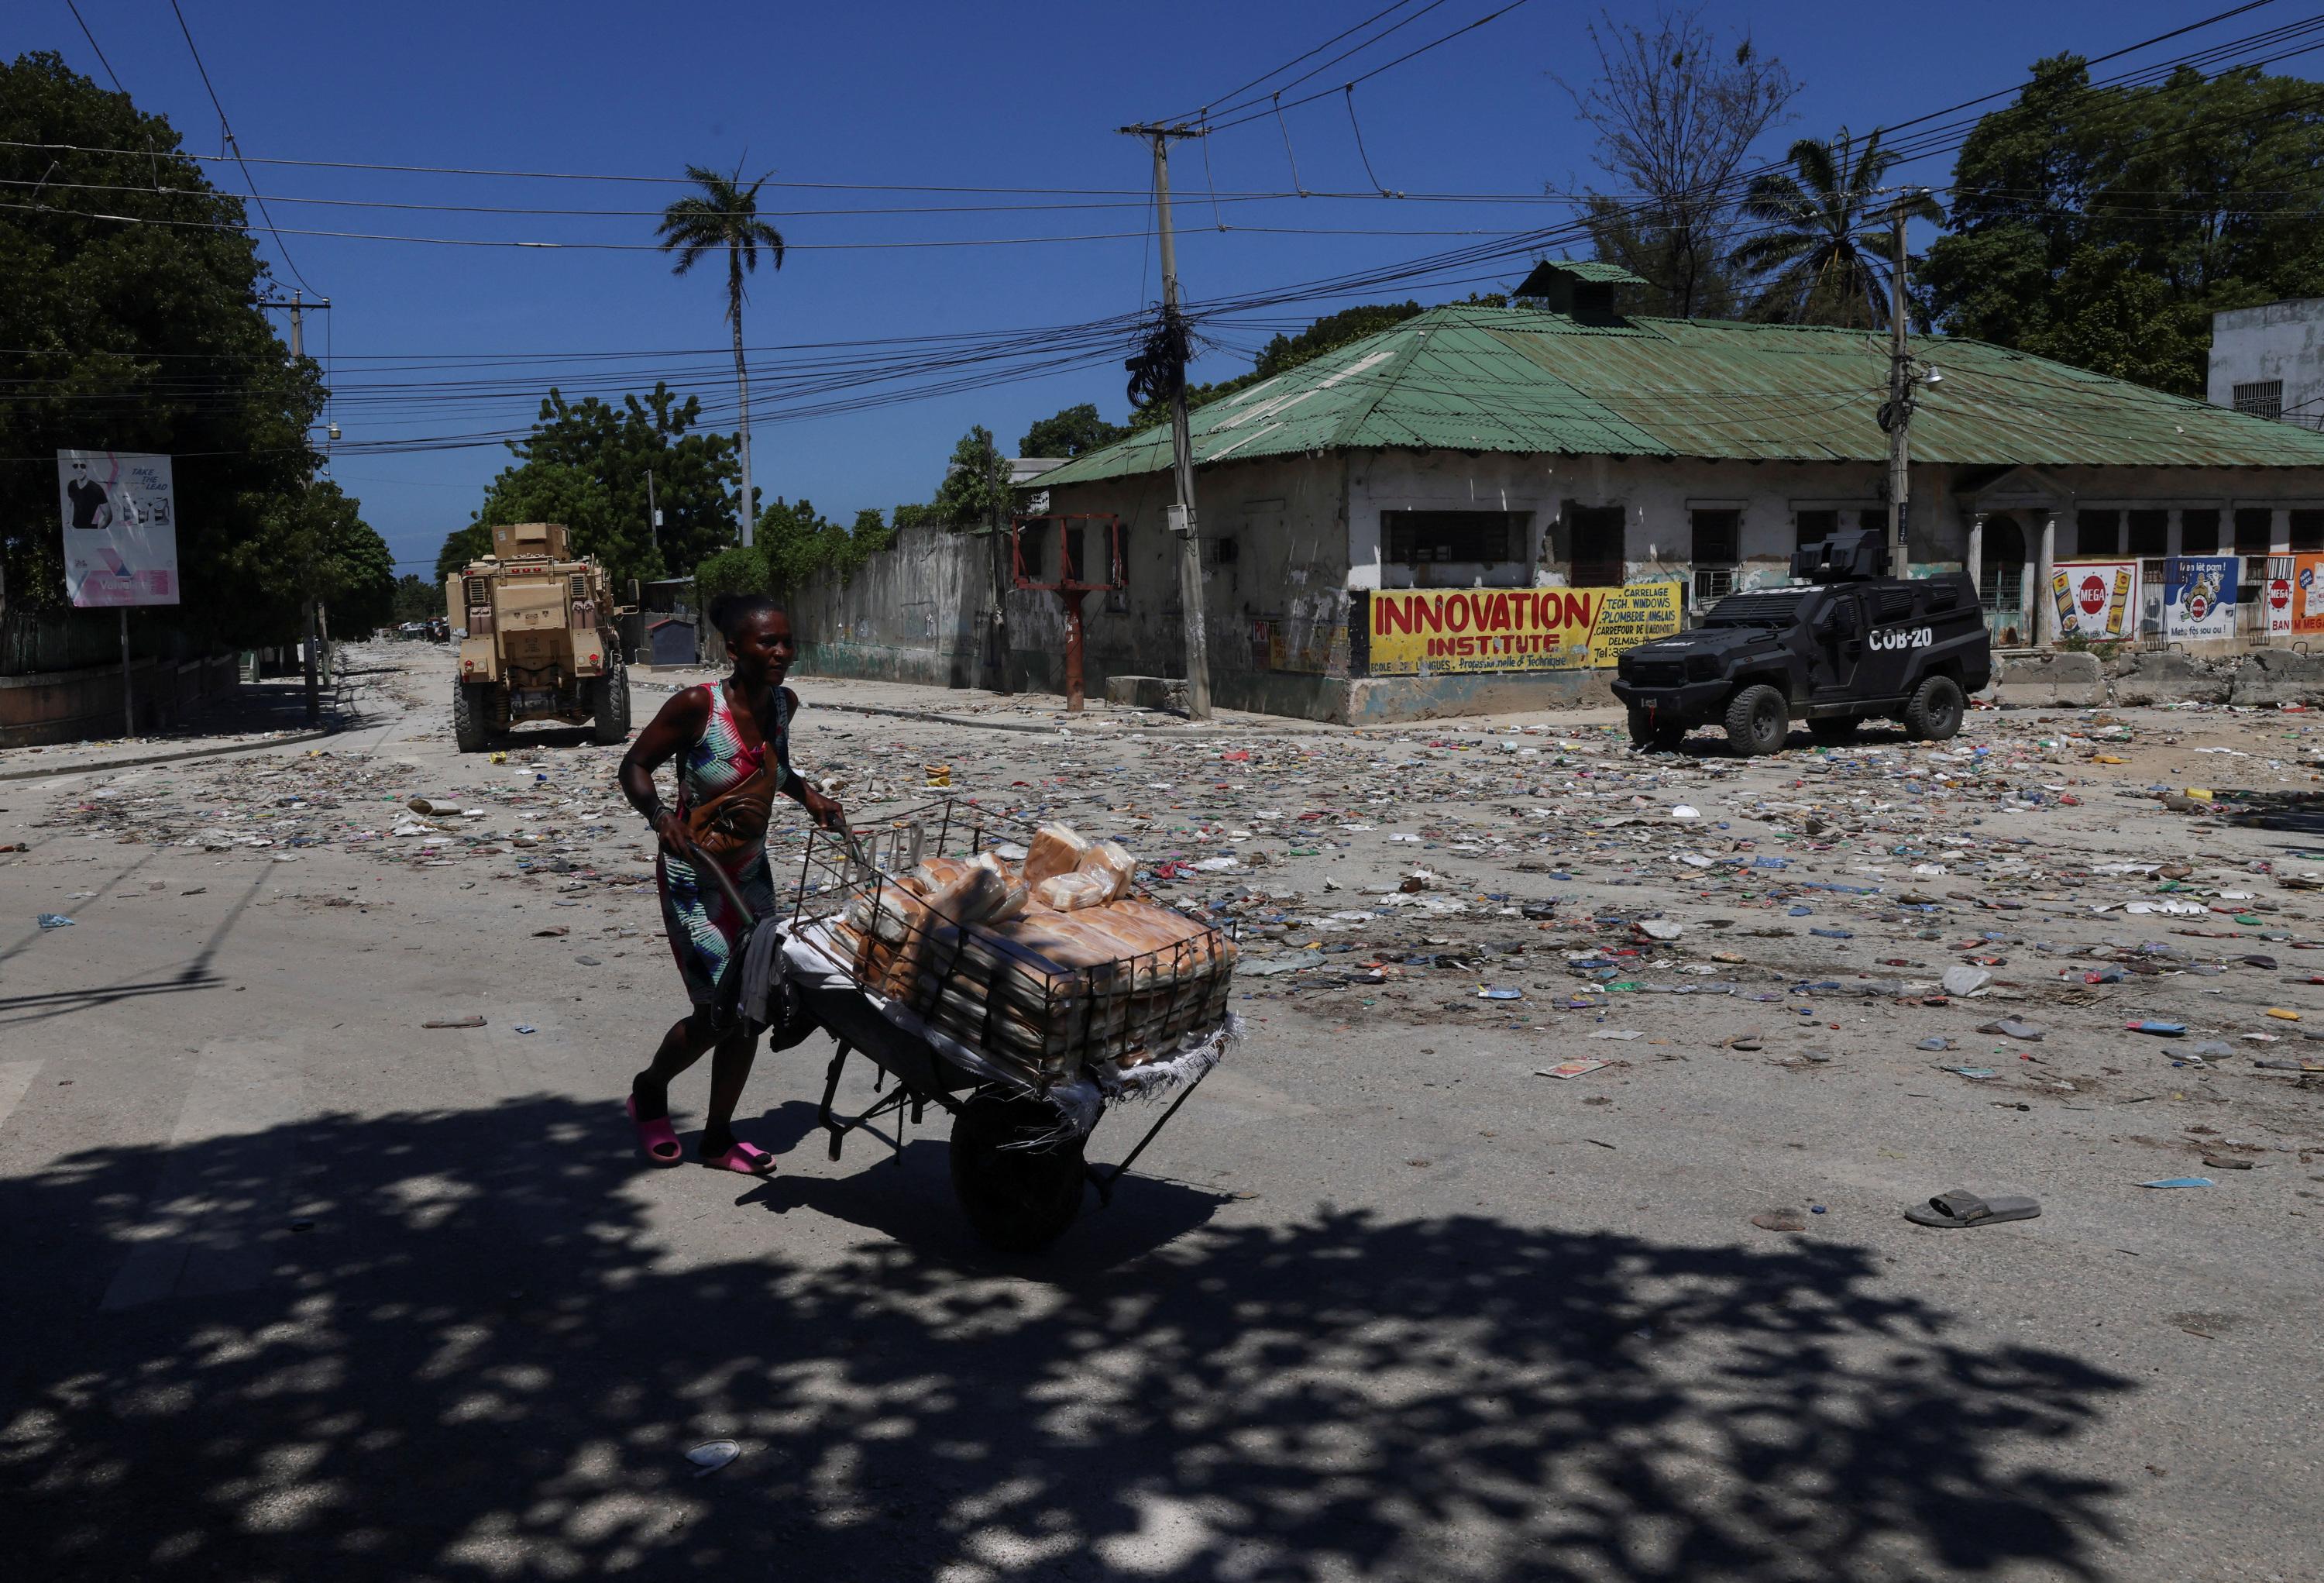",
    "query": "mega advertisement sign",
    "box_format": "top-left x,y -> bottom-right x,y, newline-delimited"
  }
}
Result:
57,449 -> 179,607
2050,560 -> 2138,642
2164,556 -> 2238,640
1366,583 -> 1683,674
